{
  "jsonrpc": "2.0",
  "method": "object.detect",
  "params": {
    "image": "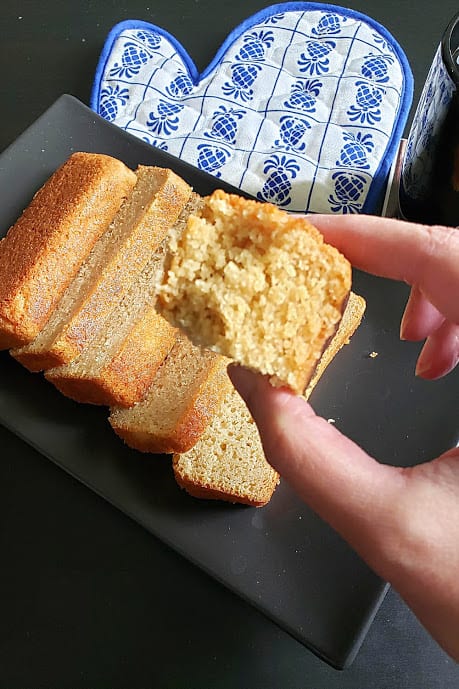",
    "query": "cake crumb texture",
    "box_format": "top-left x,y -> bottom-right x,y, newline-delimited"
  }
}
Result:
159,190 -> 351,394
173,386 -> 279,507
